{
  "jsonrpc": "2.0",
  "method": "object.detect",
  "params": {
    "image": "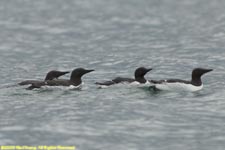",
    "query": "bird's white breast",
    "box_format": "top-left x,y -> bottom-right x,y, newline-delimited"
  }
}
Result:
155,82 -> 203,92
